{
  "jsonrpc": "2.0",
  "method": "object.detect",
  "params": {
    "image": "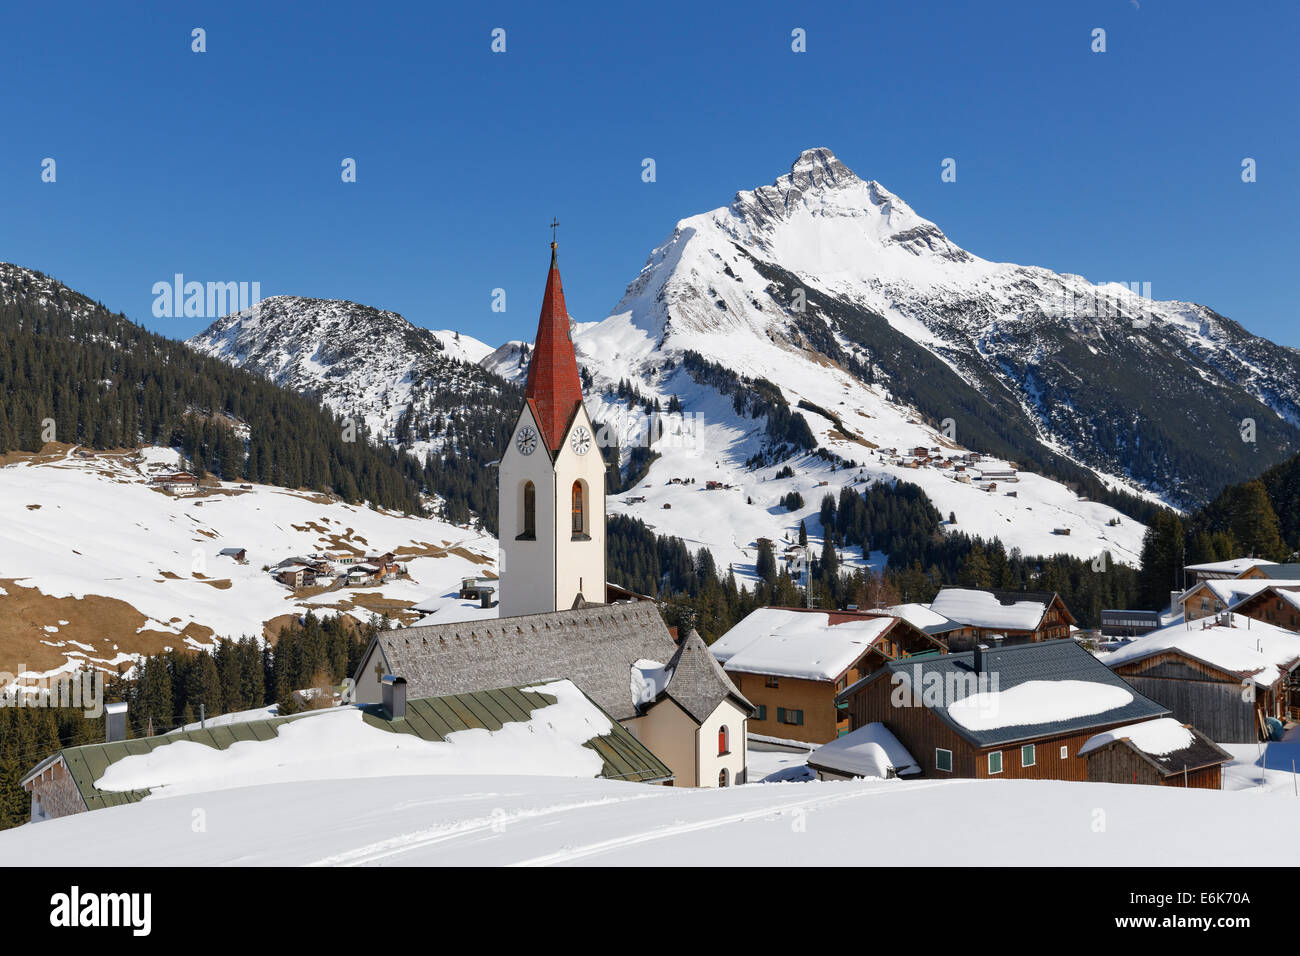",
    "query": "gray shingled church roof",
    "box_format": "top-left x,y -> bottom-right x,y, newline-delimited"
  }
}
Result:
658,630 -> 755,723
366,601 -> 678,721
